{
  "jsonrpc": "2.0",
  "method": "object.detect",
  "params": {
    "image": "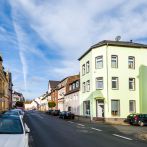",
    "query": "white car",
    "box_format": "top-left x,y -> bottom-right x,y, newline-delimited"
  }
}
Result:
0,115 -> 30,147
11,109 -> 24,118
